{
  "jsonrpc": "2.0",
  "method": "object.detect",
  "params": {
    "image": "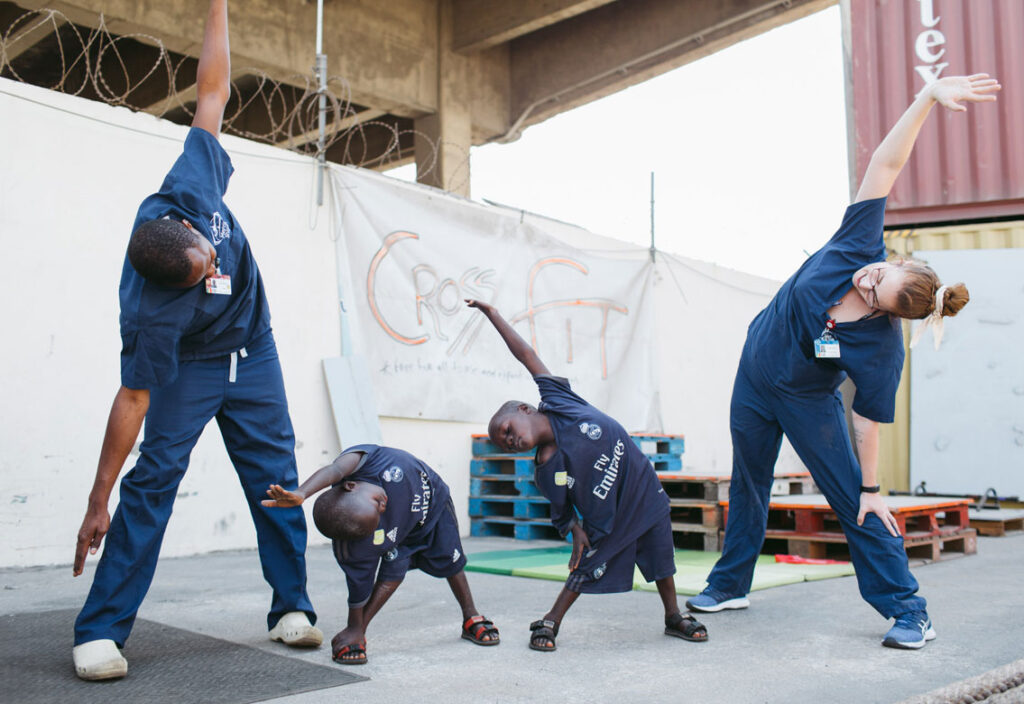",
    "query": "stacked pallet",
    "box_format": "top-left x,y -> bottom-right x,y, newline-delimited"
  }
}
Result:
468,432 -> 688,541
658,471 -> 817,551
722,495 -> 978,563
